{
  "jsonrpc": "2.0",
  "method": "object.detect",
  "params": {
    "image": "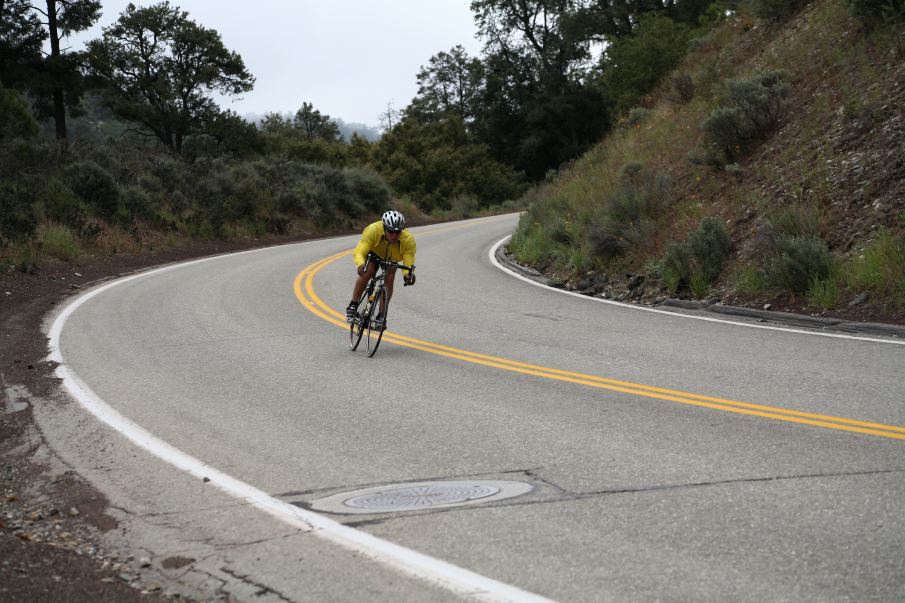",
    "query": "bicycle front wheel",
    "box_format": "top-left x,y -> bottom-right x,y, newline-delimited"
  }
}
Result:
349,291 -> 369,351
366,288 -> 387,357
